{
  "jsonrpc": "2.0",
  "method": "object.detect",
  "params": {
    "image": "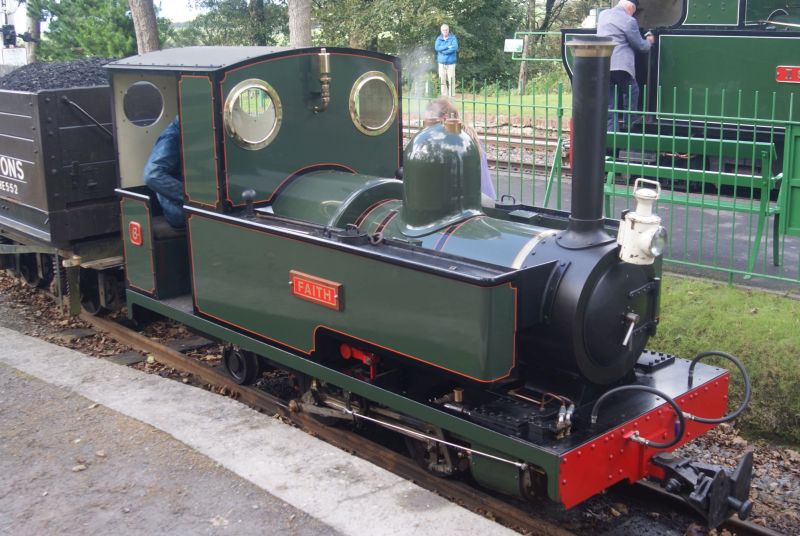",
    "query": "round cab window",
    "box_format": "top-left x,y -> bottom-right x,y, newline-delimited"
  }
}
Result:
349,71 -> 397,136
224,79 -> 282,151
123,81 -> 164,127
